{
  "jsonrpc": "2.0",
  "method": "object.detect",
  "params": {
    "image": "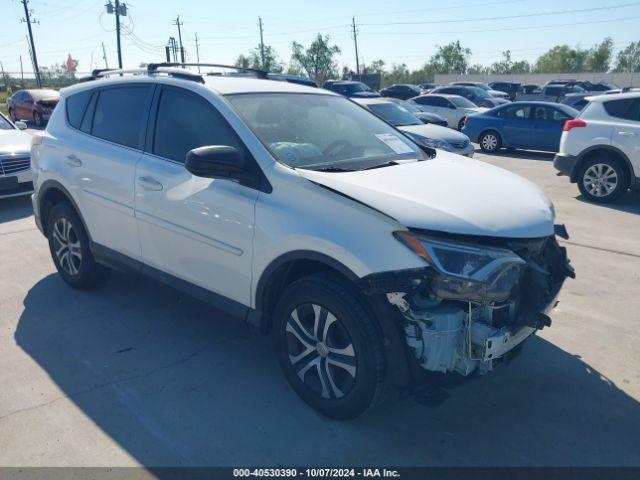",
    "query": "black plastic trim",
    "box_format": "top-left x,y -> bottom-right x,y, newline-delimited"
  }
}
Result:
572,145 -> 636,185
37,180 -> 91,239
91,242 -> 251,320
